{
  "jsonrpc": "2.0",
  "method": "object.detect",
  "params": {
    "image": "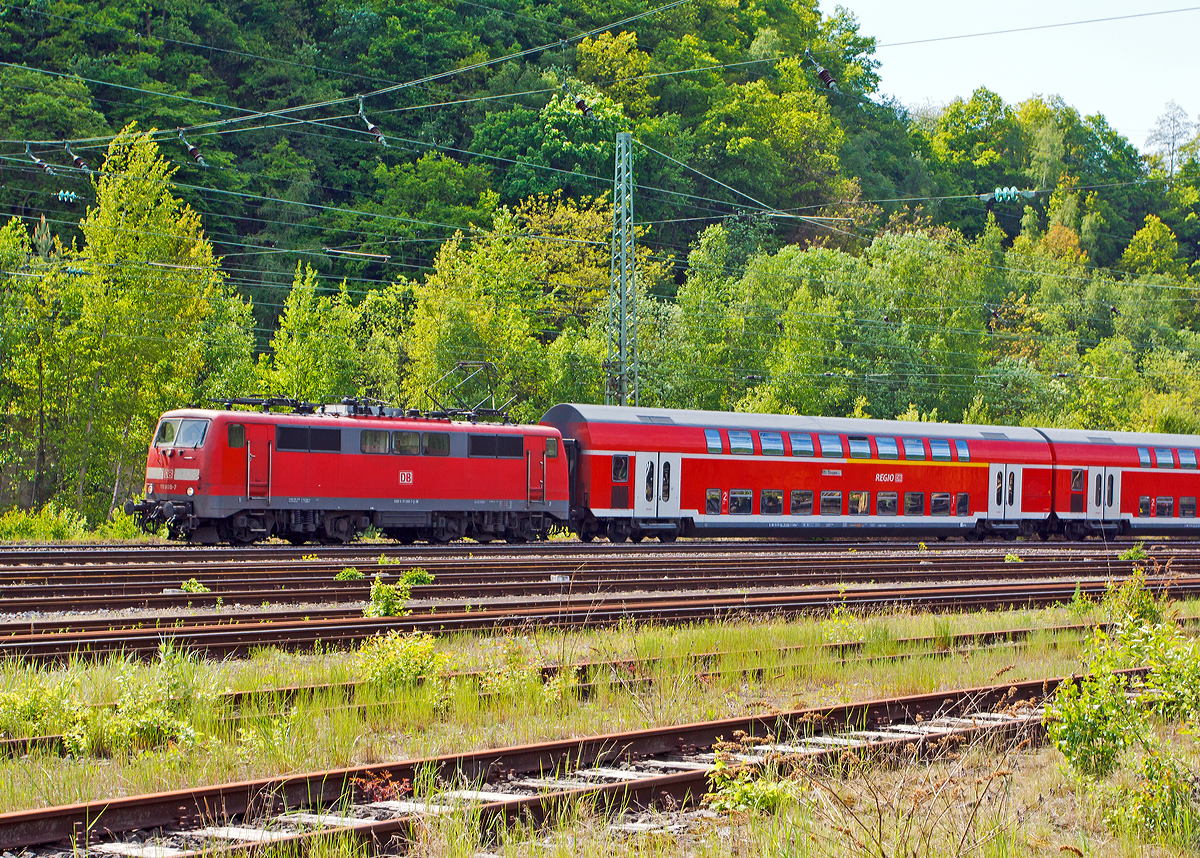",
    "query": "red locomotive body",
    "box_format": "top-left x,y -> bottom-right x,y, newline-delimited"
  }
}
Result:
131,404 -> 570,544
